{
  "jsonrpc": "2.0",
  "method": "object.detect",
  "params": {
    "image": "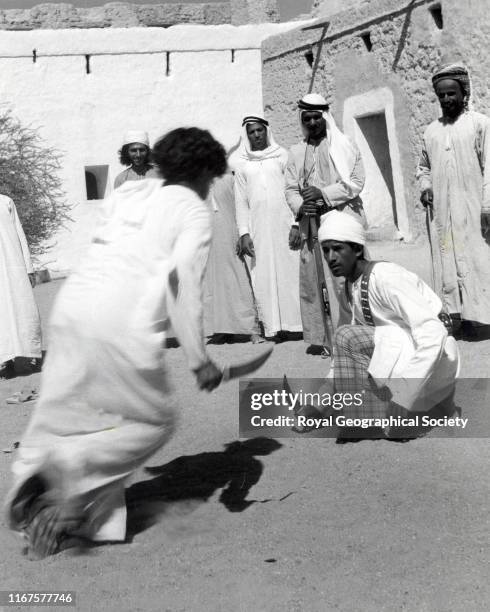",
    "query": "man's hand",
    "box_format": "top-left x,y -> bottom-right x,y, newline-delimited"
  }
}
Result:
299,201 -> 320,217
28,273 -> 36,288
301,185 -> 324,203
482,212 -> 490,240
238,234 -> 255,258
288,226 -> 301,250
420,188 -> 433,207
194,360 -> 222,392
